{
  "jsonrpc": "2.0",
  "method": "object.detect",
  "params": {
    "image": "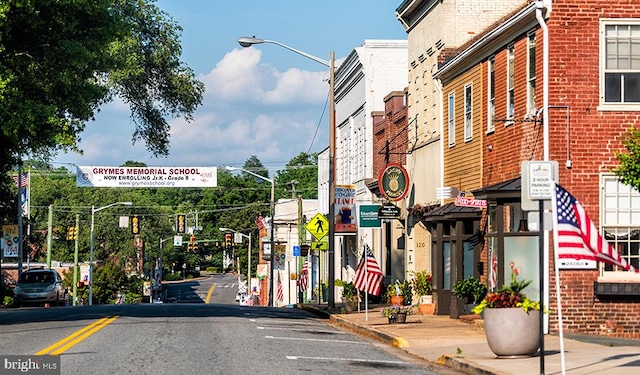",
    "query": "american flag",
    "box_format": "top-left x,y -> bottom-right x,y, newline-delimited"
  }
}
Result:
553,183 -> 637,272
299,259 -> 309,292
276,272 -> 284,303
13,173 -> 29,188
354,245 -> 384,296
490,253 -> 498,290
